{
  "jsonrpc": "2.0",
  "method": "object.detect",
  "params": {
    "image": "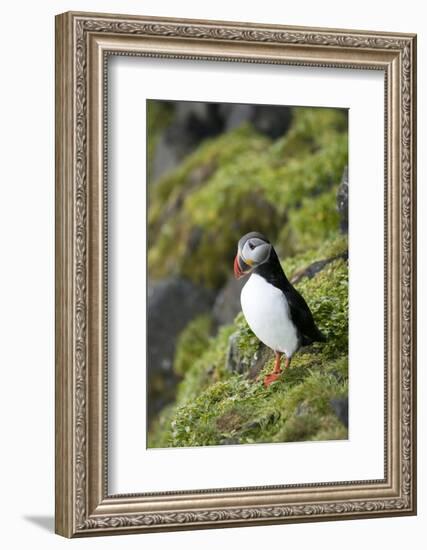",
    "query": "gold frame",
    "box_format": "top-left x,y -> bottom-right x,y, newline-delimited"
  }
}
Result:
55,11 -> 417,538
